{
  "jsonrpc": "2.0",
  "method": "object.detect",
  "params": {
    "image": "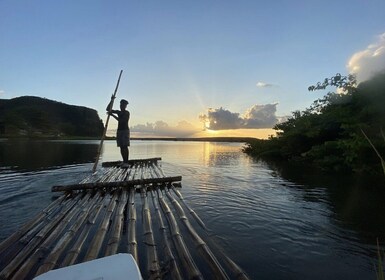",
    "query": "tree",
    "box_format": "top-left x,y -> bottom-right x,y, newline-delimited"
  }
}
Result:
244,72 -> 385,174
